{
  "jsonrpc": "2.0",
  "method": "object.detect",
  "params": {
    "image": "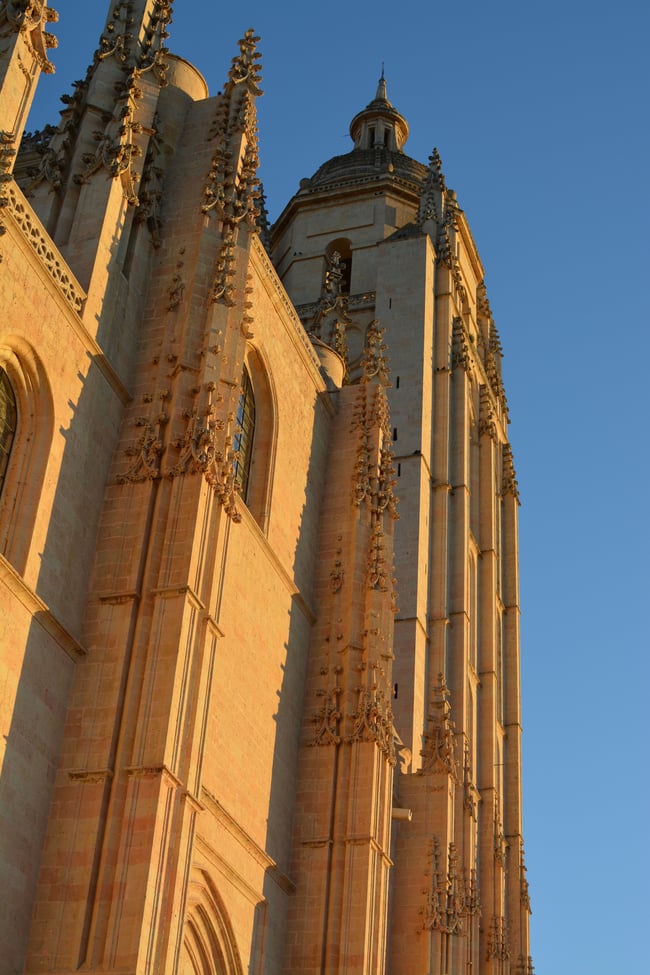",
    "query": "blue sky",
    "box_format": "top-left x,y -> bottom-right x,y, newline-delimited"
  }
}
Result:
28,2 -> 650,972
